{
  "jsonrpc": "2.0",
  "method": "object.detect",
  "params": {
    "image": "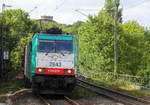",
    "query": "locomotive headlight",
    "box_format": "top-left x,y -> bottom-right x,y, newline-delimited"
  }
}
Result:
38,68 -> 45,72
38,69 -> 42,72
64,69 -> 72,74
68,69 -> 72,73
